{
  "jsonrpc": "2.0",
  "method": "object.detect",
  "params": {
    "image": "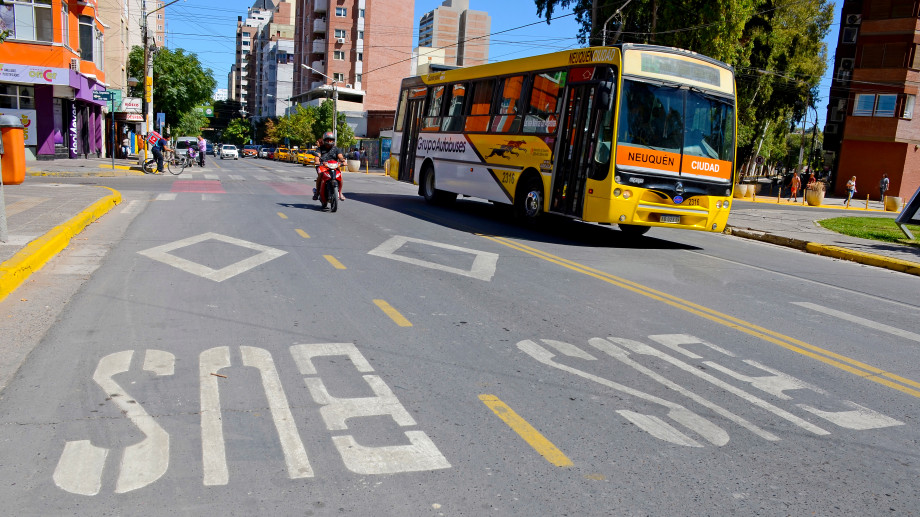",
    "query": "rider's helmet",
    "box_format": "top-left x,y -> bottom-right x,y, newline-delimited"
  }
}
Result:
323,132 -> 335,142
